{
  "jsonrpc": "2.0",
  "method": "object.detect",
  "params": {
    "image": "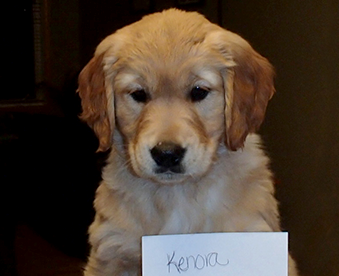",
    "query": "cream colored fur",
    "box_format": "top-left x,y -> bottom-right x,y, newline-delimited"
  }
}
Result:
78,9 -> 298,276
